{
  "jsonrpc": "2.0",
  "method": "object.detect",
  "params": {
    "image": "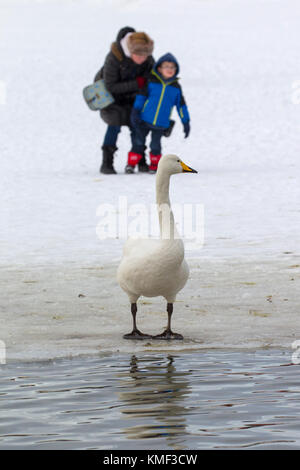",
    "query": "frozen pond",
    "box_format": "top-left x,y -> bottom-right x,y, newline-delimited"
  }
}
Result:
1,256 -> 299,362
1,350 -> 300,450
1,0 -> 300,452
